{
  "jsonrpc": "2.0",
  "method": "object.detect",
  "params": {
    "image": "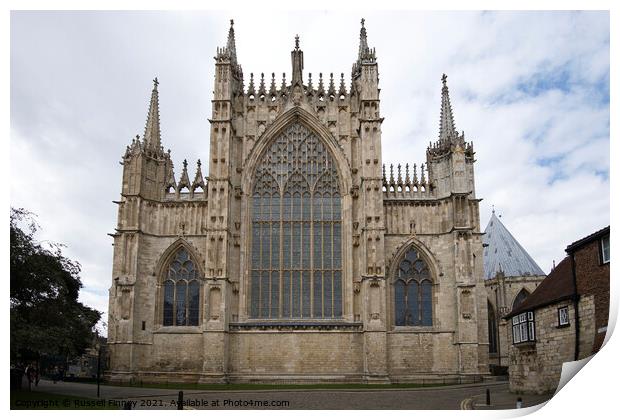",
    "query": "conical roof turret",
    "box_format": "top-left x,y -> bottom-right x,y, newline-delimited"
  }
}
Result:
483,211 -> 546,280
